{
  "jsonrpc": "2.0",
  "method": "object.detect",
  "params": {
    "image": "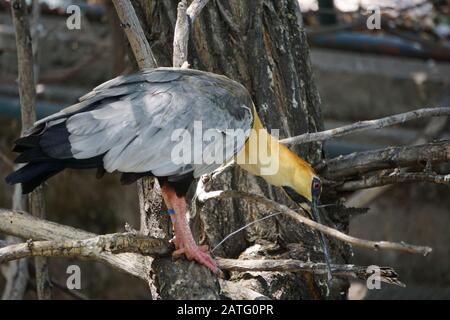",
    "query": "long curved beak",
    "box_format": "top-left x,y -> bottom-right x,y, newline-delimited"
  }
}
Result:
311,197 -> 333,282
